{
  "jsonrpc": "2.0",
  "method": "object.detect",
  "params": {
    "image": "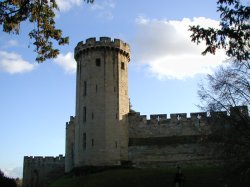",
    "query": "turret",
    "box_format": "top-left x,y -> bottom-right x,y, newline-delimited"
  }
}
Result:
65,116 -> 75,172
73,37 -> 130,167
